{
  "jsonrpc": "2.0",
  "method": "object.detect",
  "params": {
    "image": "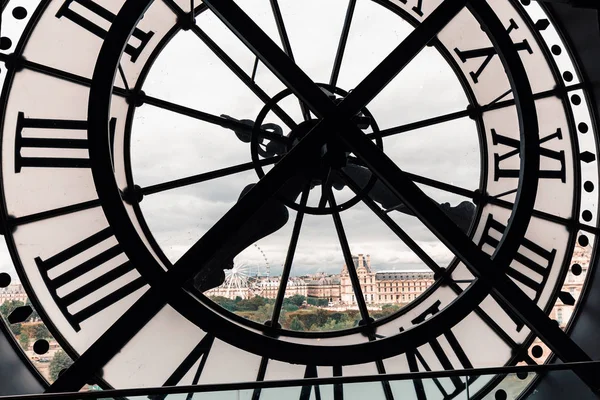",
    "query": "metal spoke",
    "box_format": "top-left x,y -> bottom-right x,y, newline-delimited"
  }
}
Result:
270,186 -> 310,325
368,109 -> 470,140
325,185 -> 370,323
366,83 -> 586,141
189,24 -> 297,129
329,0 -> 357,88
9,199 -> 101,227
140,93 -> 290,144
269,0 -> 311,121
338,170 -> 443,275
161,0 -> 297,128
117,64 -> 130,91
141,156 -> 281,196
346,157 -> 476,200
485,195 -> 574,229
318,169 -> 333,209
0,53 -> 129,97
